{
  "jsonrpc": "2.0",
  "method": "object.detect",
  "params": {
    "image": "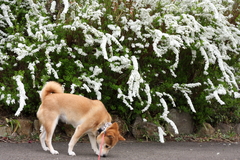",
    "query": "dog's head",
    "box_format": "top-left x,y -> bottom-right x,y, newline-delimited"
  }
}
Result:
97,122 -> 125,157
